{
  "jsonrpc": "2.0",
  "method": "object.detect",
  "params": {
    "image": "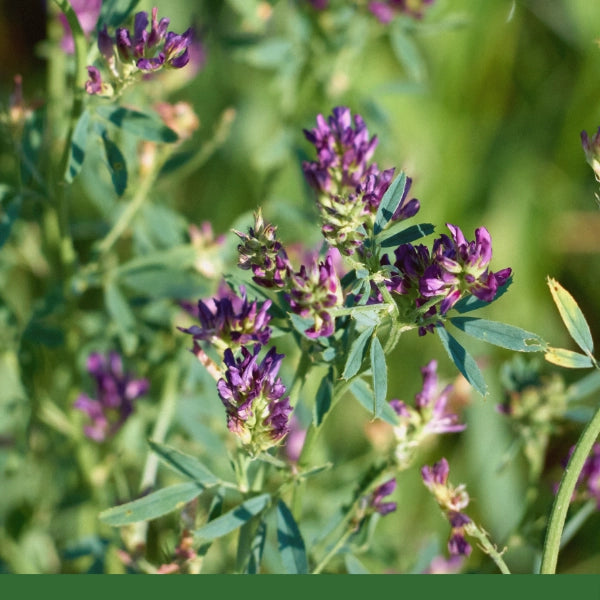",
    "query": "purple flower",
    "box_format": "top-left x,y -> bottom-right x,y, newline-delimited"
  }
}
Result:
58,0 -> 102,53
422,458 -> 473,558
216,345 -> 292,454
368,0 -> 436,22
74,352 -> 149,442
283,415 -> 308,463
85,66 -> 104,95
560,443 -> 600,508
286,250 -> 342,338
581,128 -> 600,181
369,478 -> 398,516
178,285 -> 272,351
